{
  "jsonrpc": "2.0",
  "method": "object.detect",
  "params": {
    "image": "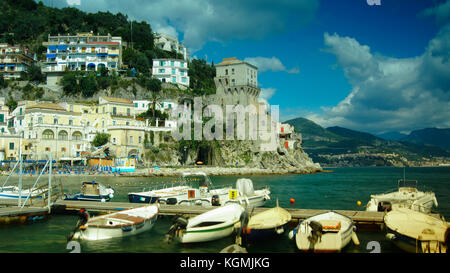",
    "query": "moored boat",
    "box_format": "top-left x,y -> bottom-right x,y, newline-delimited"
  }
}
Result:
69,204 -> 159,241
0,186 -> 44,200
64,181 -> 115,202
289,211 -> 359,253
166,203 -> 245,244
236,200 -> 292,243
366,179 -> 438,214
128,173 -> 270,207
384,207 -> 449,253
